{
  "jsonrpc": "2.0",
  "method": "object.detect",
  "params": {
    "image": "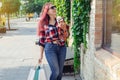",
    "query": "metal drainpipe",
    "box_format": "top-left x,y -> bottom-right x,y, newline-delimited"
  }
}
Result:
102,0 -> 107,47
